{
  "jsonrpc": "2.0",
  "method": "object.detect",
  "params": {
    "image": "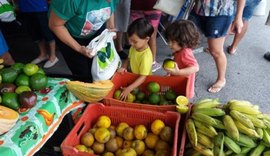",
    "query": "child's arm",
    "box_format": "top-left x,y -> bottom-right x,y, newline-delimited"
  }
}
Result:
165,63 -> 199,77
119,75 -> 146,101
117,58 -> 129,74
